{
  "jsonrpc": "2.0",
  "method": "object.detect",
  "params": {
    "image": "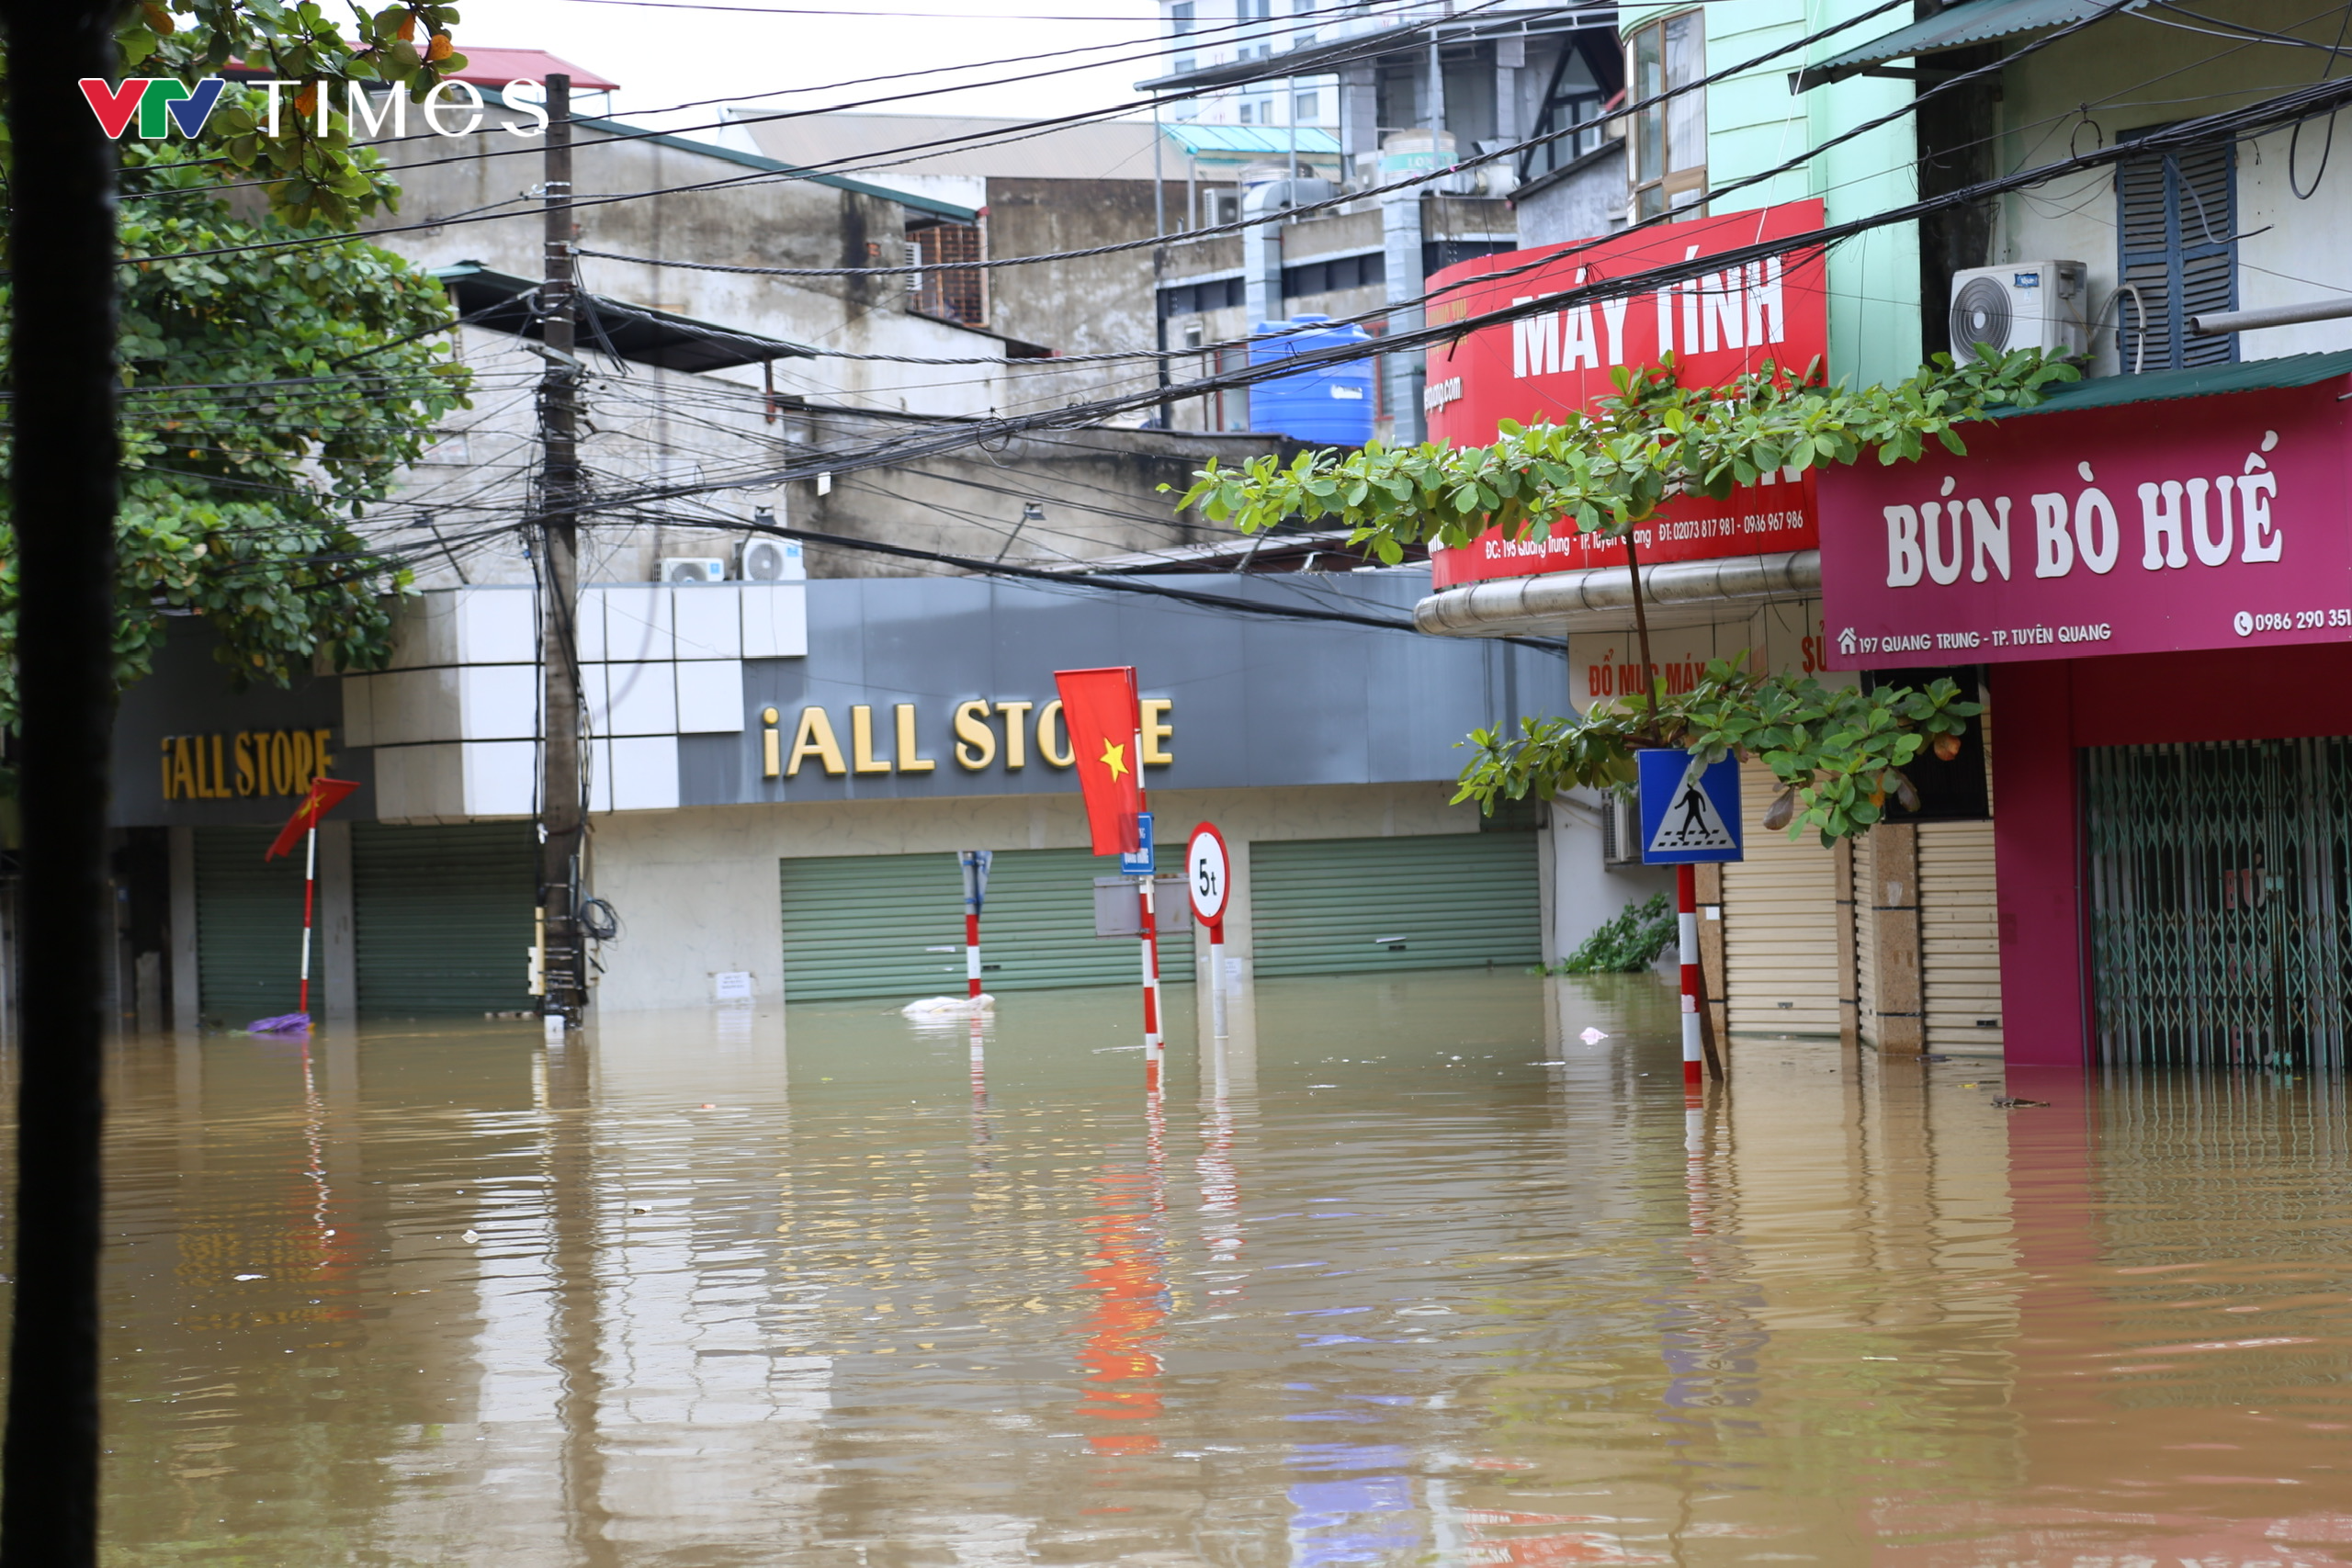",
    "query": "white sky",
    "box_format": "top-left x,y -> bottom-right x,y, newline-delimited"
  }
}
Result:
466,0 -> 1169,132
